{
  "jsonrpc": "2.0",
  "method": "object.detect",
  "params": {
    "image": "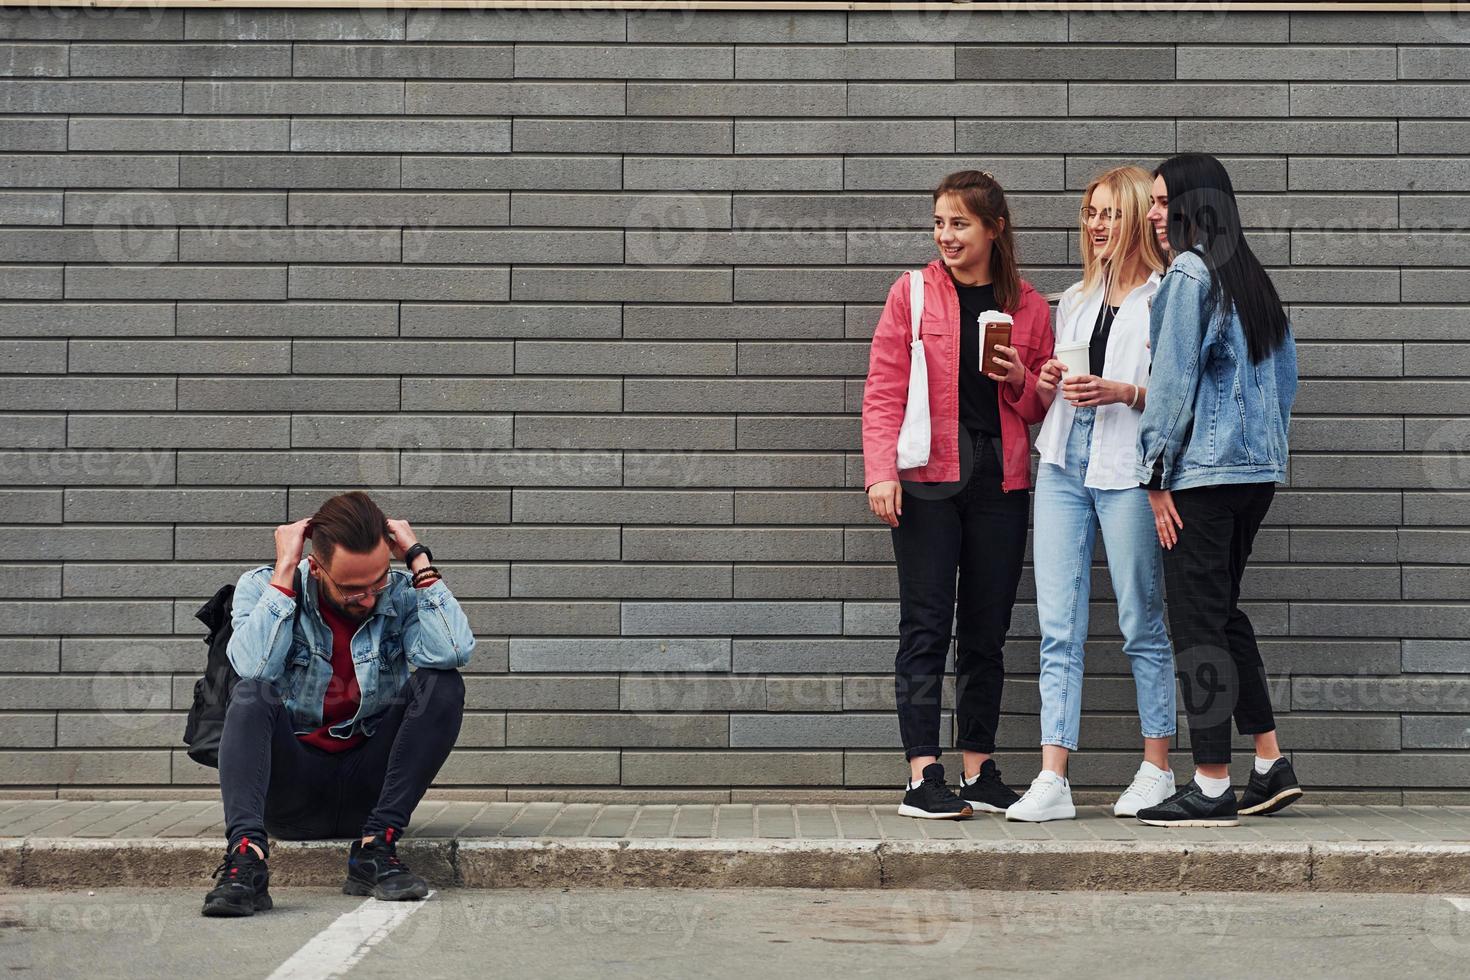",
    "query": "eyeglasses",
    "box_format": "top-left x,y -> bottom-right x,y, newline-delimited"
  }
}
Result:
312,558 -> 391,605
1081,207 -> 1126,223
